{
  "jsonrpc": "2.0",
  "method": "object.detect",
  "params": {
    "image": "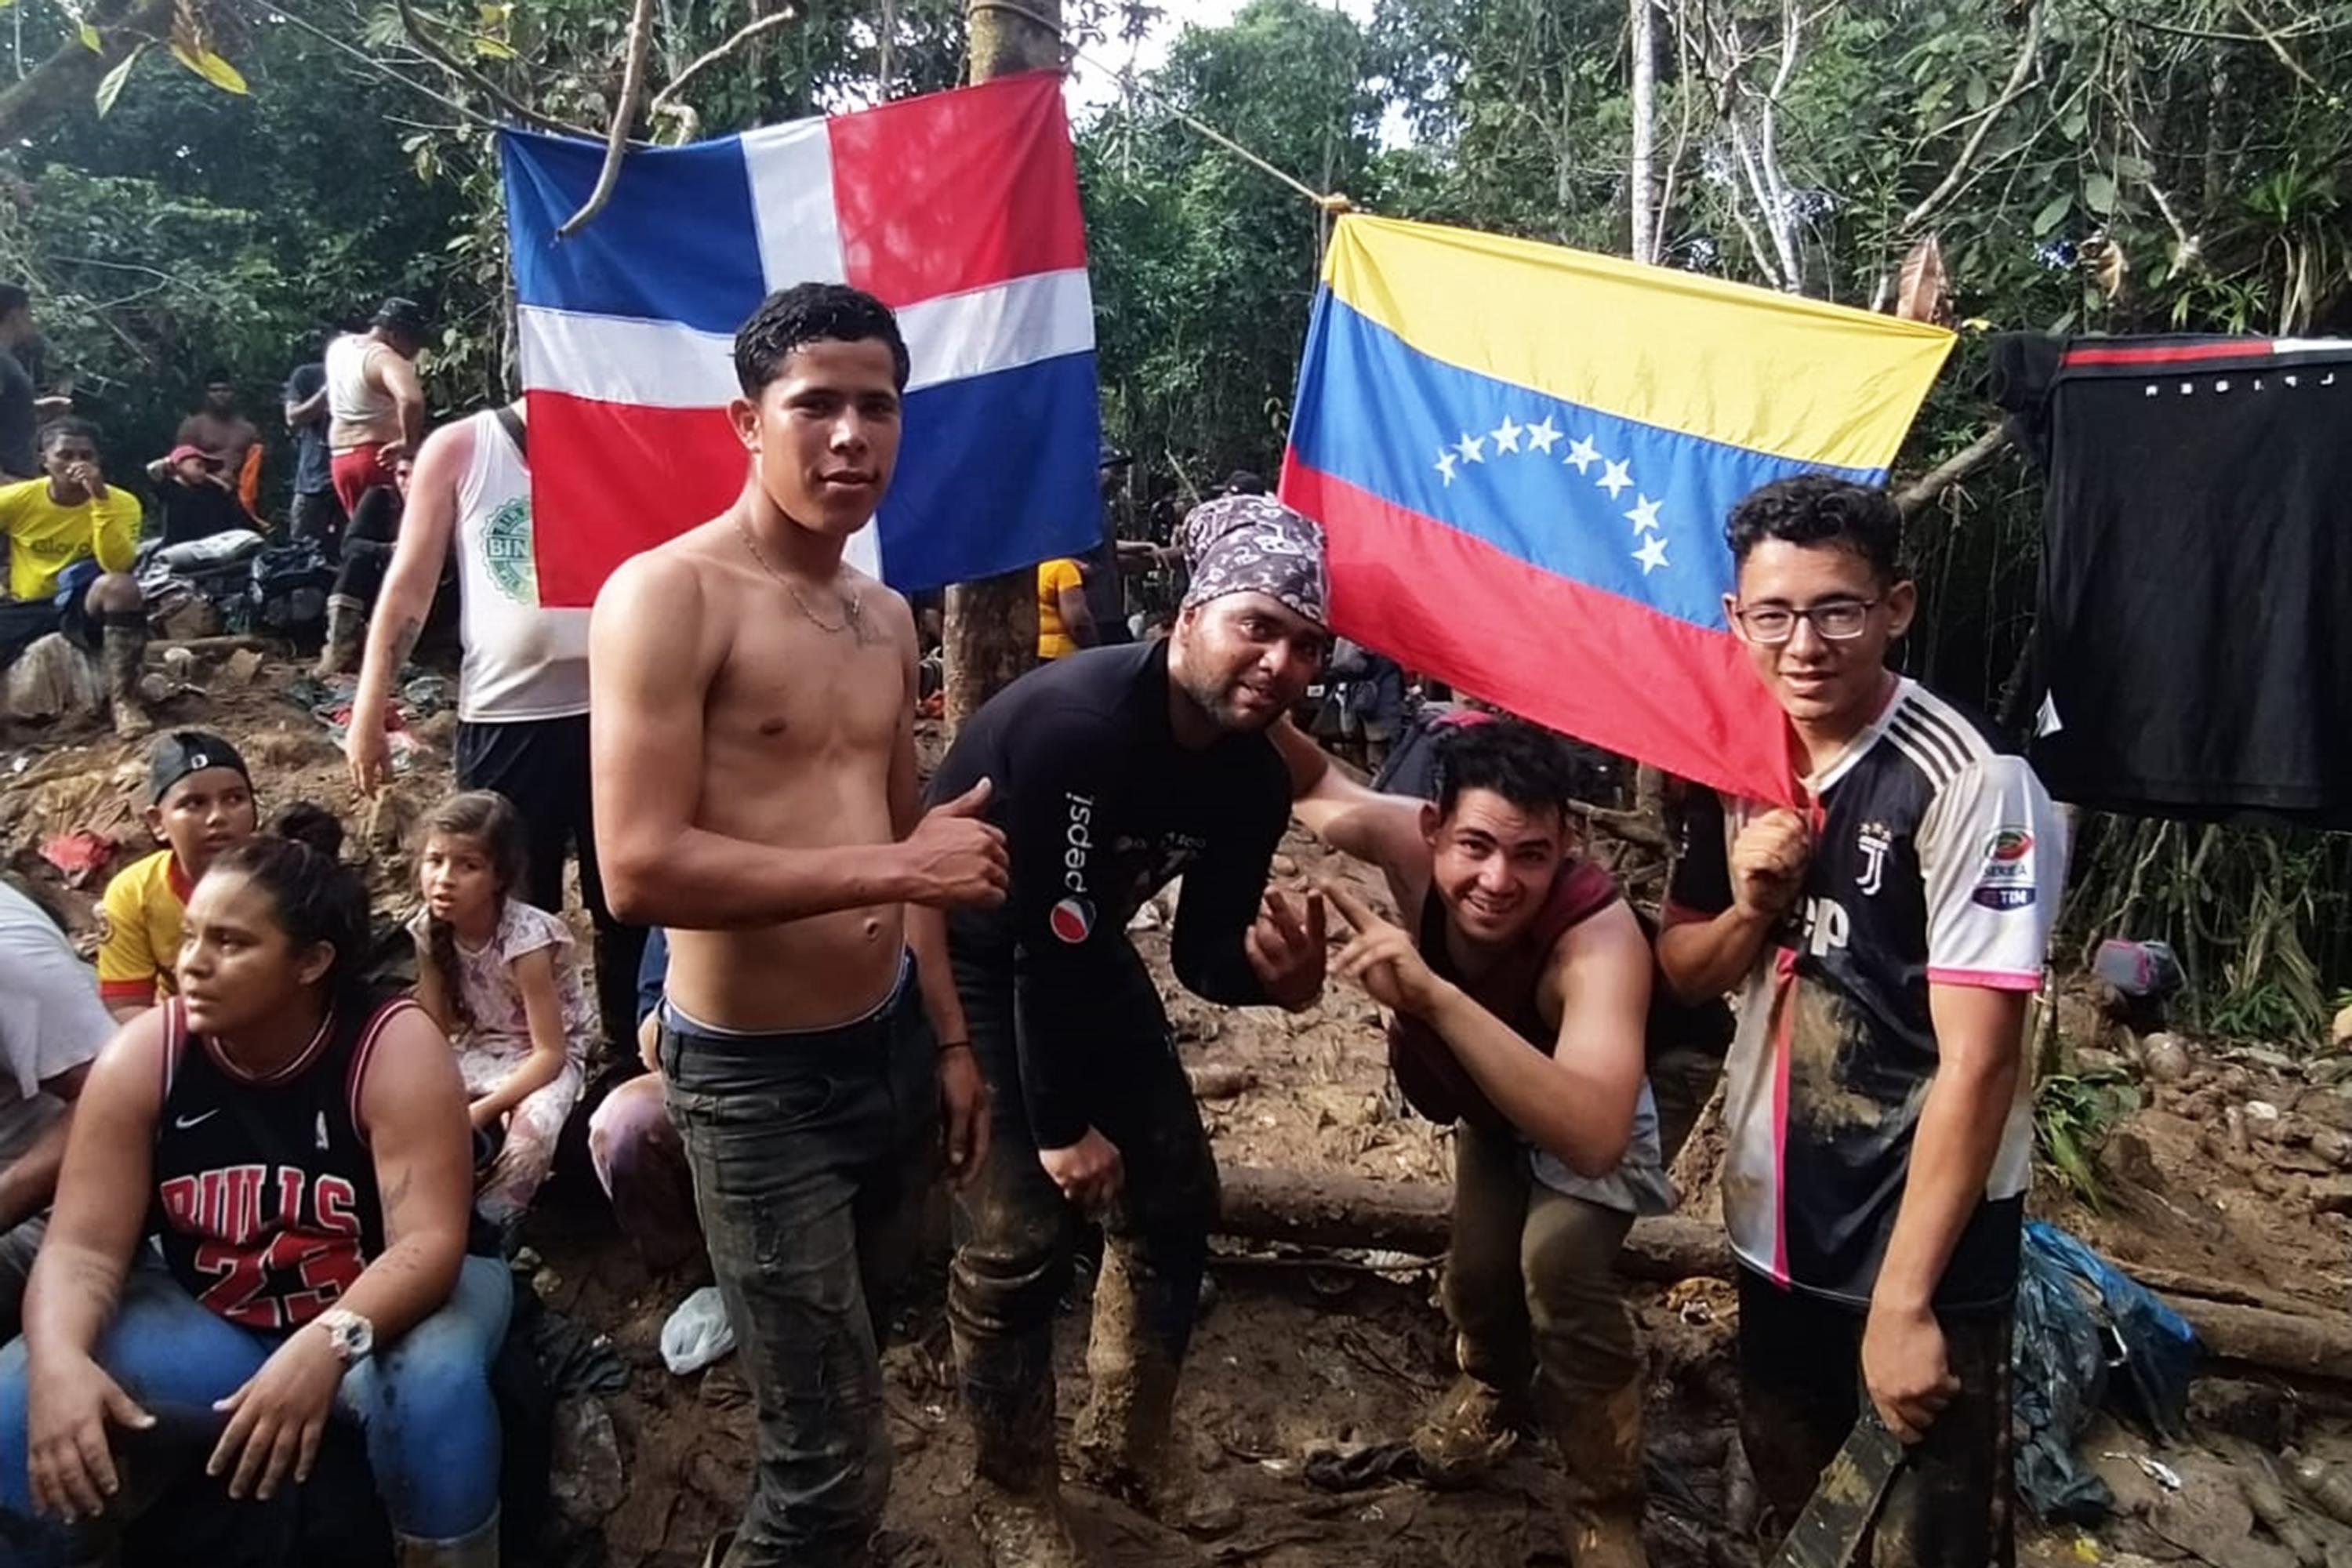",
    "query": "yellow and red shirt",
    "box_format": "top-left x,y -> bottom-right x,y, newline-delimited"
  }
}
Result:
97,851 -> 194,1007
